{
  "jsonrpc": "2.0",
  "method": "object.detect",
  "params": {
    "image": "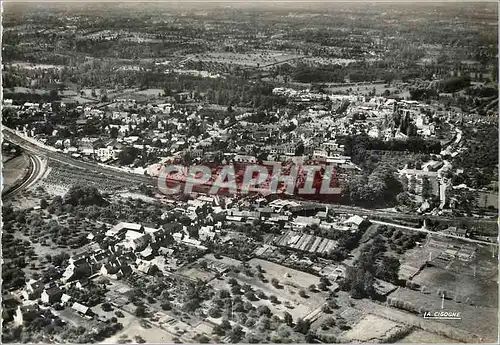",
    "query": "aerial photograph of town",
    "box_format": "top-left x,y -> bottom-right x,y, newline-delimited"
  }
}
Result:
1,1 -> 498,344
